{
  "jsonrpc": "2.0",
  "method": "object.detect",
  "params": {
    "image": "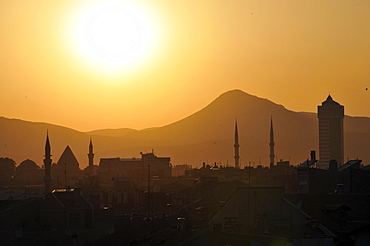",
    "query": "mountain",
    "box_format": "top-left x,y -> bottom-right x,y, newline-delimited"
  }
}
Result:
86,128 -> 137,138
1,90 -> 370,168
0,117 -> 168,168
